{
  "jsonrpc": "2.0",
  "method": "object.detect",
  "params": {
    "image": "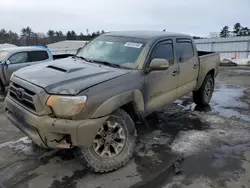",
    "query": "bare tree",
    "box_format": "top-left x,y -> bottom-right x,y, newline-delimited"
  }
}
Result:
208,32 -> 220,38
37,32 -> 47,38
